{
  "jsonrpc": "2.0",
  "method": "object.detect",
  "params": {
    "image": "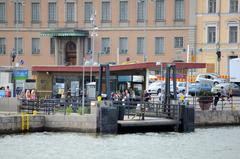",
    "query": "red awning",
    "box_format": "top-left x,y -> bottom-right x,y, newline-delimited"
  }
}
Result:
32,62 -> 206,73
